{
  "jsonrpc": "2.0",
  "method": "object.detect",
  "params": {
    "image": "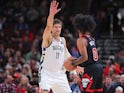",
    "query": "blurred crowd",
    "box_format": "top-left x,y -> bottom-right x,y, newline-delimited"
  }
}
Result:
0,0 -> 124,93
